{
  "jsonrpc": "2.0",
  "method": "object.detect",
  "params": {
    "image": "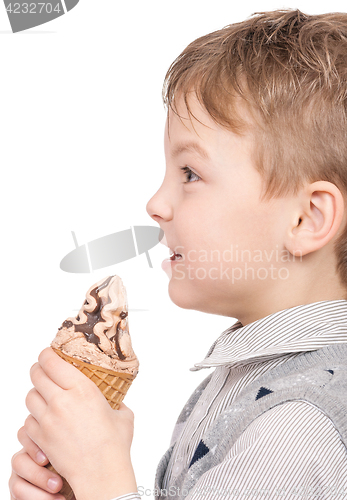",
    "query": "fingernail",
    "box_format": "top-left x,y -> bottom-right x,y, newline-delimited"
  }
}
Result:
36,450 -> 48,463
48,477 -> 60,491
